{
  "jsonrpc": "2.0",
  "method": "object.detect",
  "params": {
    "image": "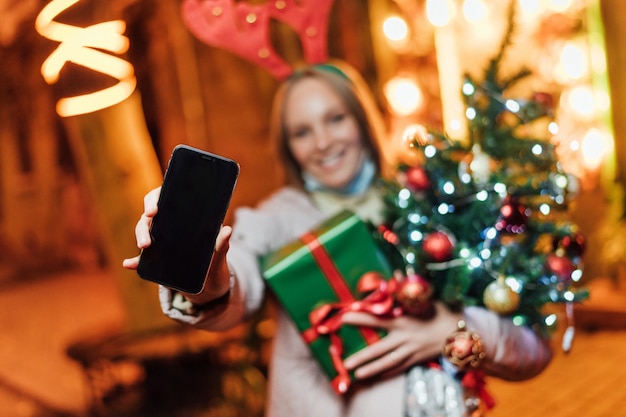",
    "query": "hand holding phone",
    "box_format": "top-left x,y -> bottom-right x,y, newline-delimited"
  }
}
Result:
137,145 -> 239,294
